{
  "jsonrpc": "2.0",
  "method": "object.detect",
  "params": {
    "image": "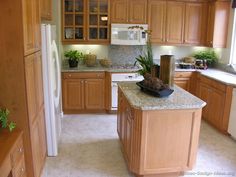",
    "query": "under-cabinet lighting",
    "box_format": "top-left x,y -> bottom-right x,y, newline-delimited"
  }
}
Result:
101,16 -> 108,21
